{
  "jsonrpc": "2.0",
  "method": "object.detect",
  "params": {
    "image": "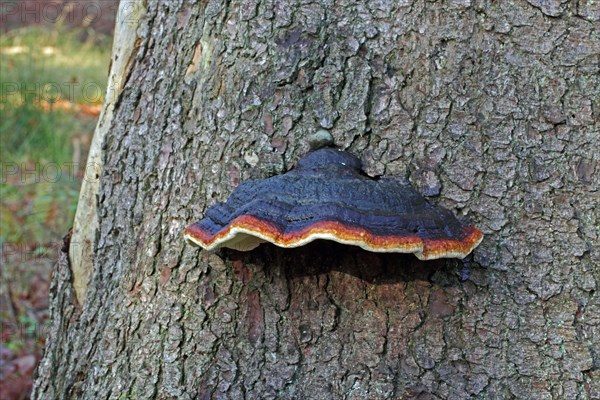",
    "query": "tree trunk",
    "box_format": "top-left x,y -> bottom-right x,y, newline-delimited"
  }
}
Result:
34,1 -> 599,399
